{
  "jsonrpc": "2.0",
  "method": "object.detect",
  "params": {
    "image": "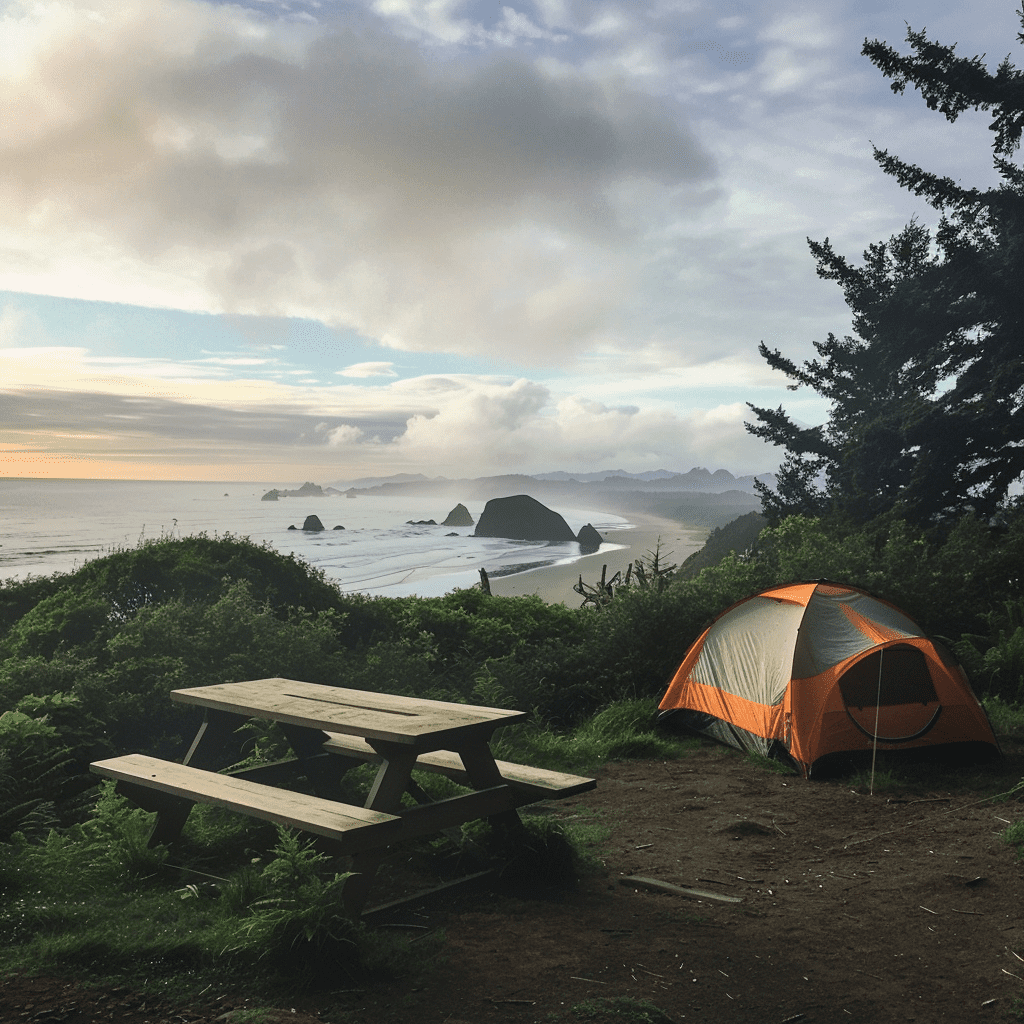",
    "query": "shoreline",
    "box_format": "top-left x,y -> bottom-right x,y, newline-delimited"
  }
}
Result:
486,513 -> 707,605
